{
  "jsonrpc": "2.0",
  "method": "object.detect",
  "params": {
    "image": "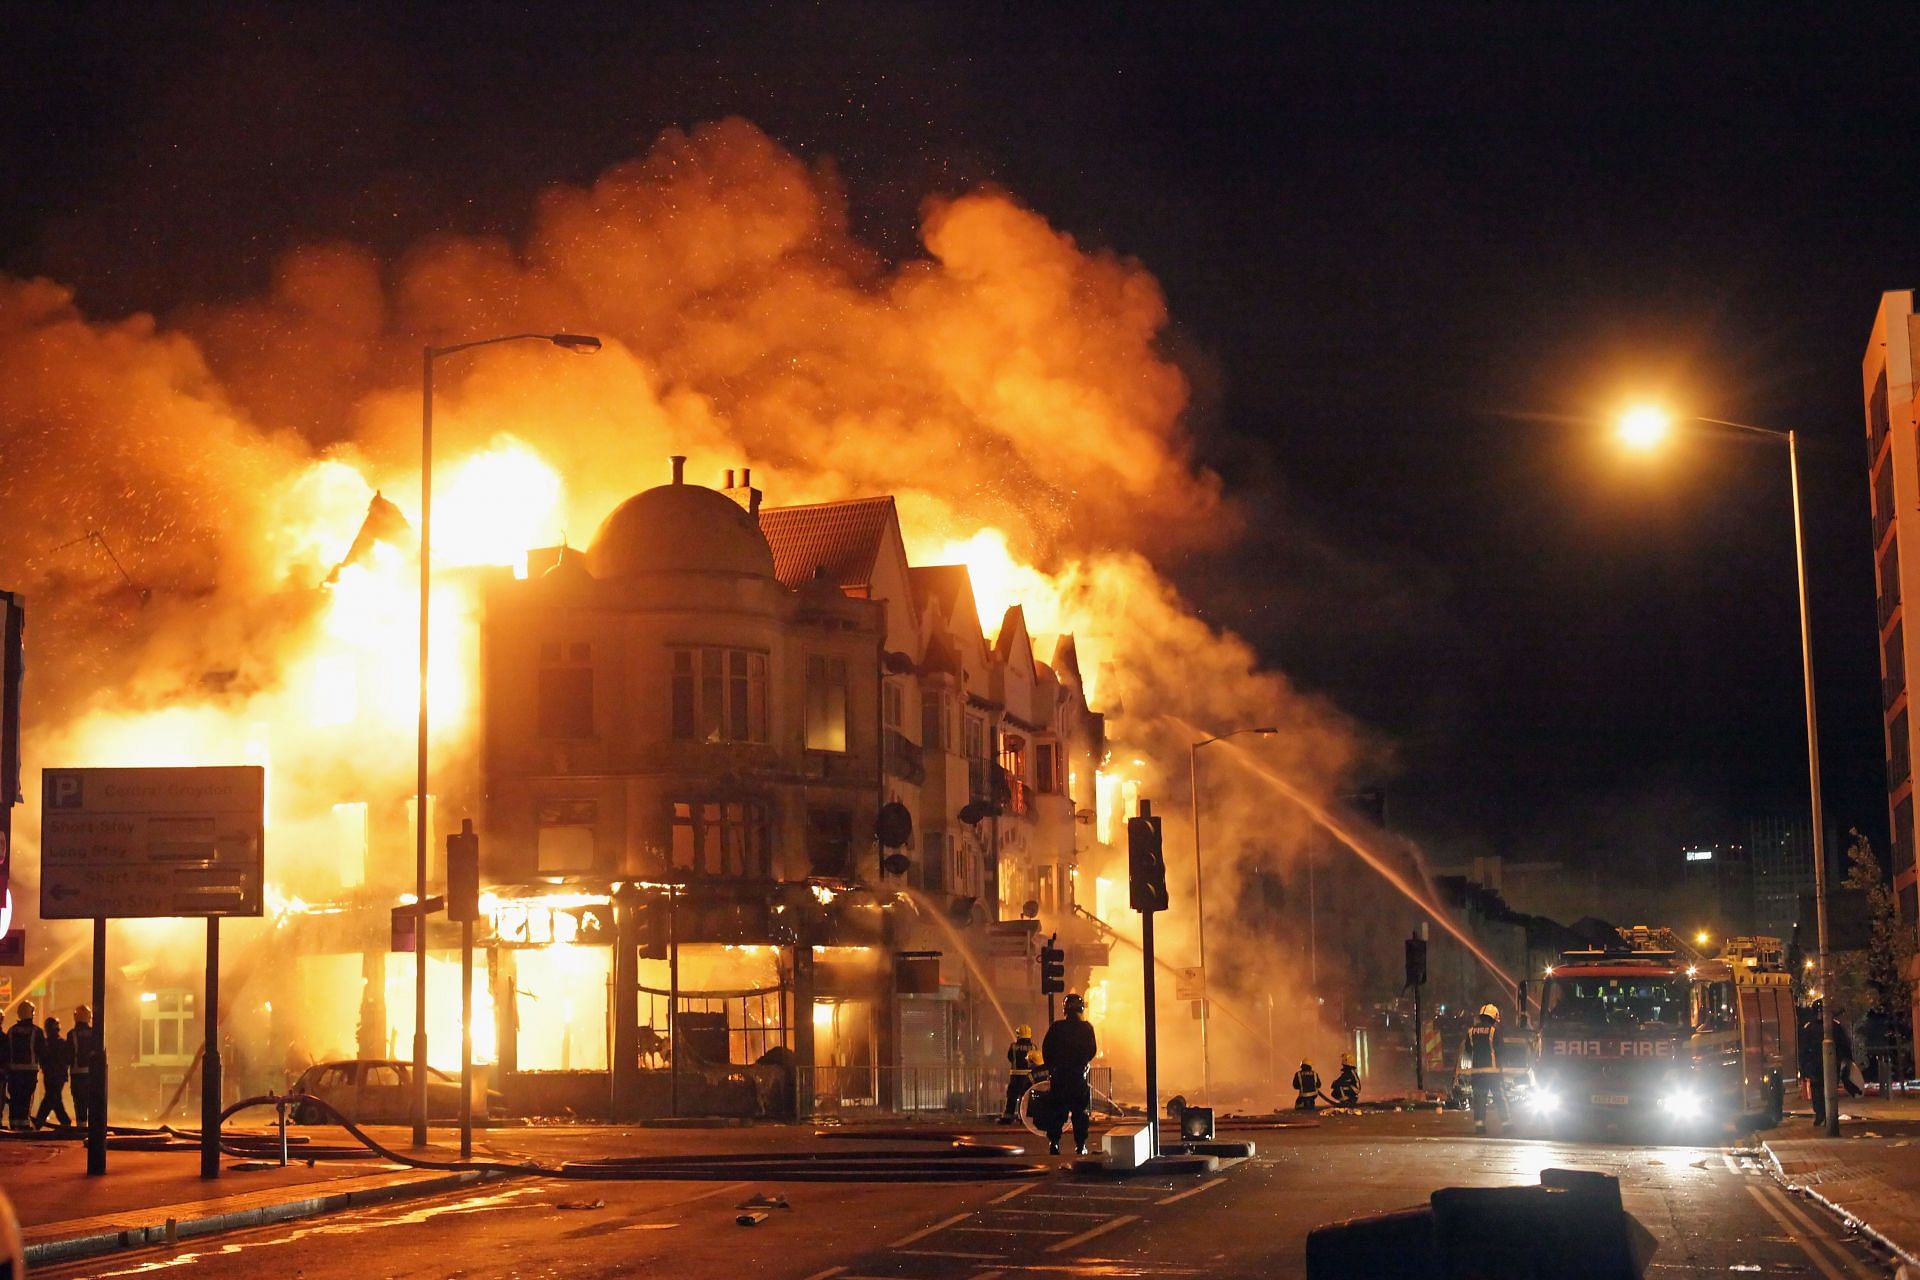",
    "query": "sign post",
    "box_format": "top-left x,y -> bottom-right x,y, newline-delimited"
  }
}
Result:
446,819 -> 480,1162
41,765 -> 265,1179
